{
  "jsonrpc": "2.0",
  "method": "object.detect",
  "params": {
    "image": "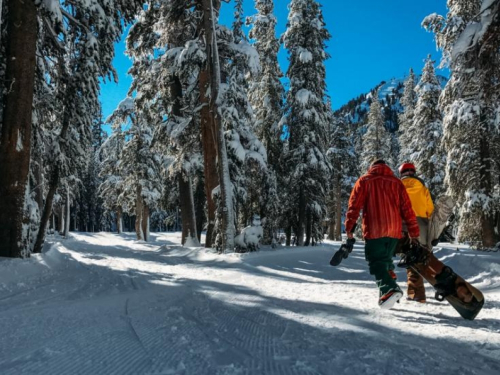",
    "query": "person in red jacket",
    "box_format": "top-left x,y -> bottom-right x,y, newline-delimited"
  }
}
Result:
345,159 -> 420,309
